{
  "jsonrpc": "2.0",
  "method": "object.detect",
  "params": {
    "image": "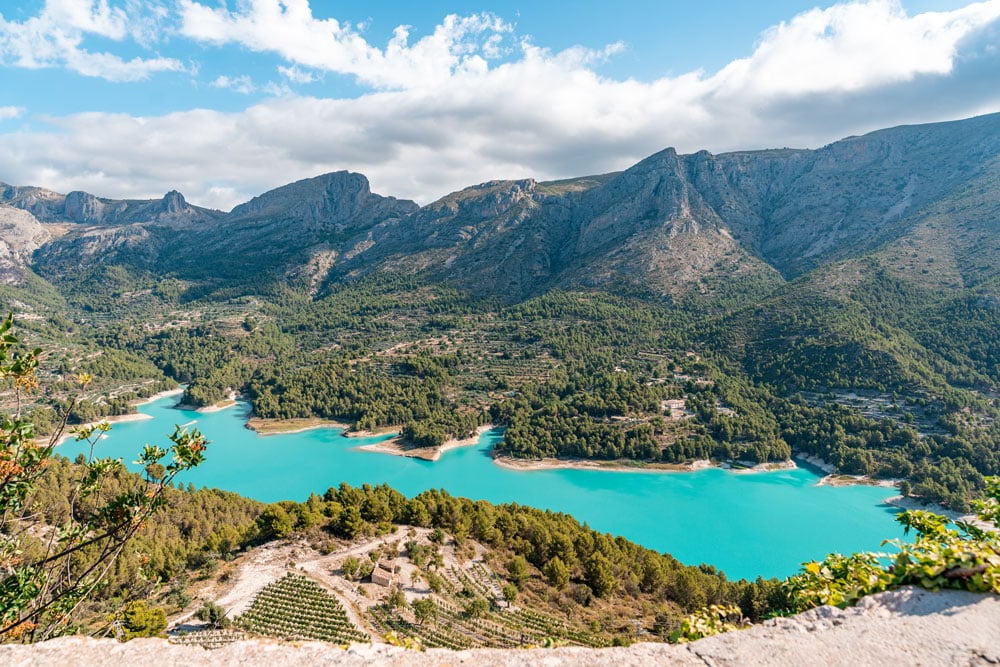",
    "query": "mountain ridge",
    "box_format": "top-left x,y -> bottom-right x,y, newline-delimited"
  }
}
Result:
0,111 -> 997,301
